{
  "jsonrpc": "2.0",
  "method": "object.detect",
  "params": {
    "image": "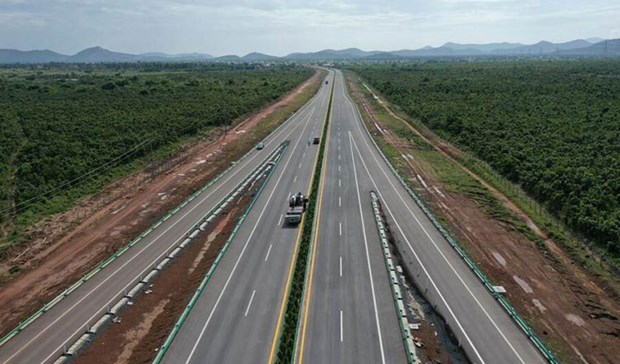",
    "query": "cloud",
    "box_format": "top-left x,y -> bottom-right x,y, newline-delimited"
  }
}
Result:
0,0 -> 618,54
